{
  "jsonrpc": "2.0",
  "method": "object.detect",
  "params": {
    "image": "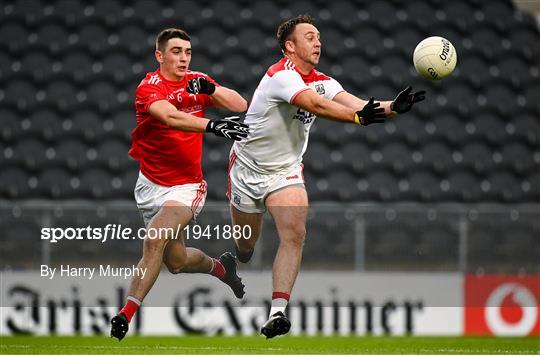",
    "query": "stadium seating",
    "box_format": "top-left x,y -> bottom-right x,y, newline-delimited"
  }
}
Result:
0,0 -> 538,272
